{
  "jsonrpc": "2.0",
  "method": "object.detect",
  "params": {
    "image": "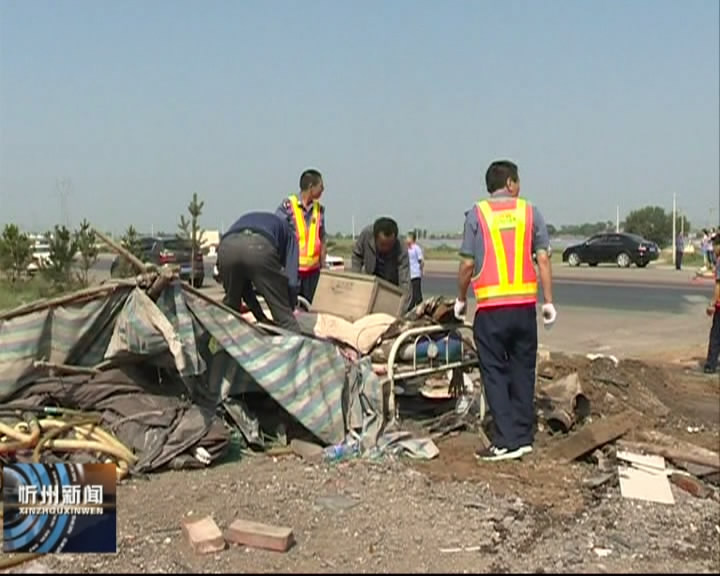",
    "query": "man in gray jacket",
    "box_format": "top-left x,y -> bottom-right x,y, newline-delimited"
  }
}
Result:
351,217 -> 410,310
